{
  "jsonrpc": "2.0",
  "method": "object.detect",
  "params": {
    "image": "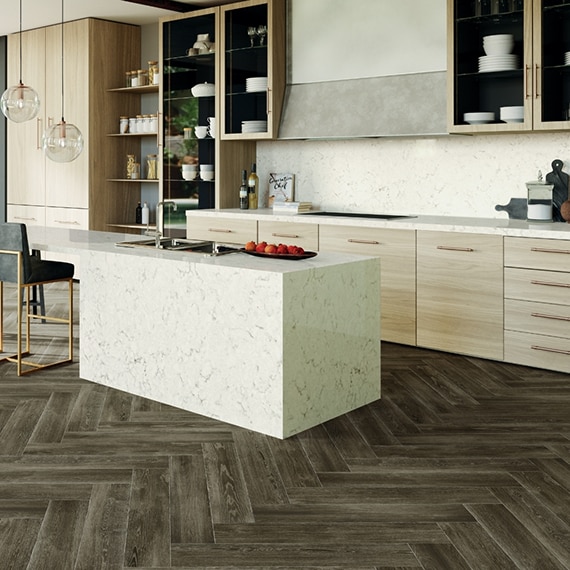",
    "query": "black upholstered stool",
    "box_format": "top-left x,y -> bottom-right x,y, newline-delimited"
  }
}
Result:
0,223 -> 74,376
